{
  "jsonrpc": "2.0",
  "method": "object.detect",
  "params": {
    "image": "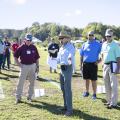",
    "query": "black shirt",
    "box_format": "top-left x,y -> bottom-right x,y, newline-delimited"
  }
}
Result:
48,43 -> 59,58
